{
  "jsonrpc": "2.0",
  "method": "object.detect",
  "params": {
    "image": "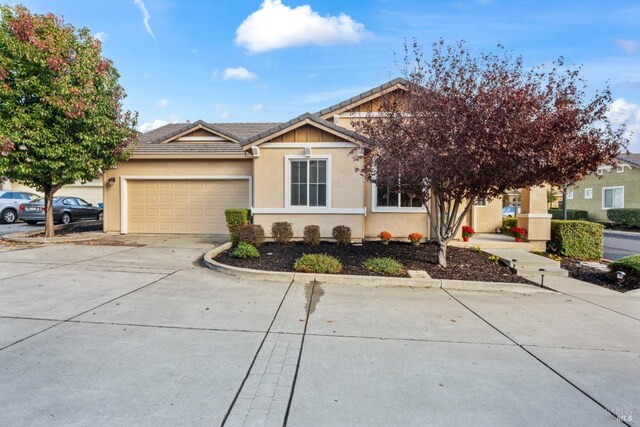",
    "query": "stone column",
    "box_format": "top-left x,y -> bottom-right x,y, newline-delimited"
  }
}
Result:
517,186 -> 551,248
